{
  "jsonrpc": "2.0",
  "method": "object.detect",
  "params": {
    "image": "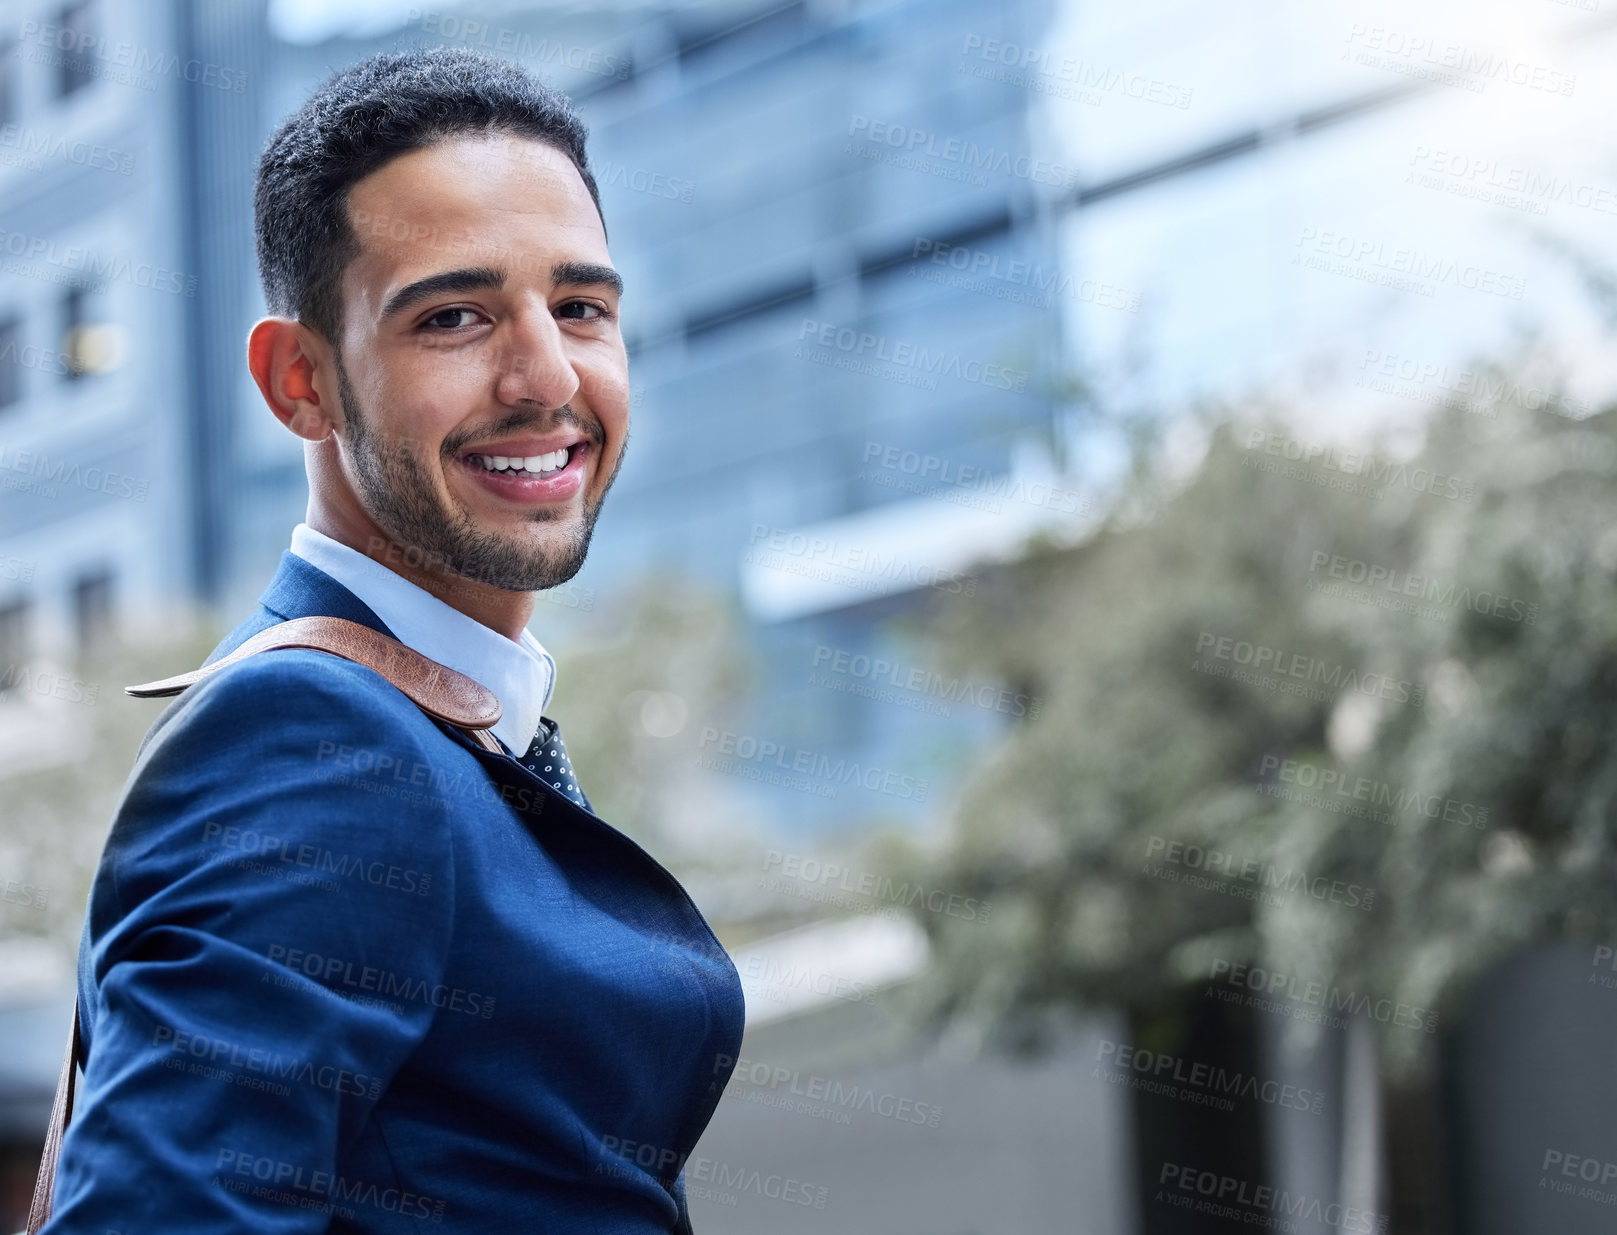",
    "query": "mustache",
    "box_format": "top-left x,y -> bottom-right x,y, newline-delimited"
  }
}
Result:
440,404 -> 605,456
